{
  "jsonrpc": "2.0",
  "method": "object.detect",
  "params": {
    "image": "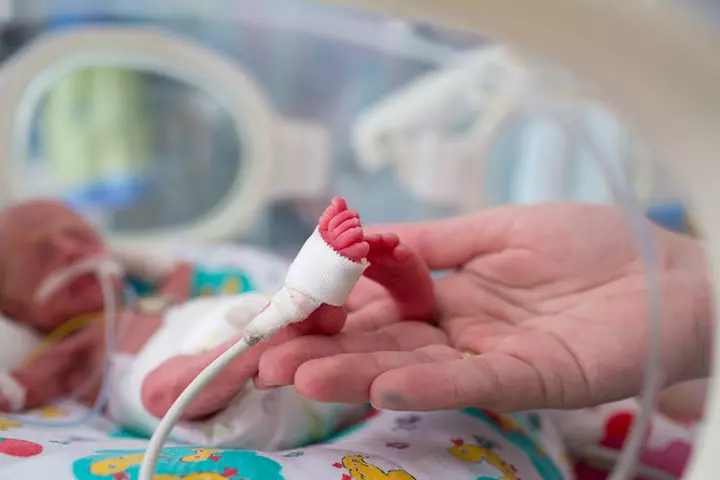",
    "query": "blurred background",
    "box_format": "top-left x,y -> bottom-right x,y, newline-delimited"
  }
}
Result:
0,0 -> 710,255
